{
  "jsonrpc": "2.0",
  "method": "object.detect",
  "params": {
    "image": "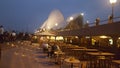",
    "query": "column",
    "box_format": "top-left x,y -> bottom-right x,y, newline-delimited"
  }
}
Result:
111,36 -> 119,48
